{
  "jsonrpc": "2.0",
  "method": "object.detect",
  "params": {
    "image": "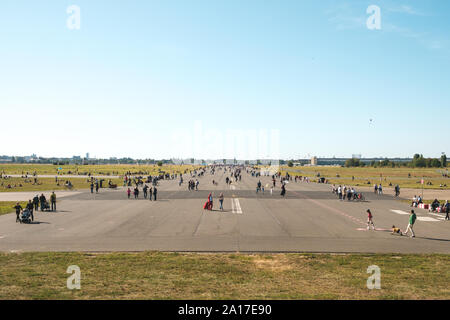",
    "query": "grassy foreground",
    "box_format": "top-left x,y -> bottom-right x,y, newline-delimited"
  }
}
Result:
0,252 -> 448,300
